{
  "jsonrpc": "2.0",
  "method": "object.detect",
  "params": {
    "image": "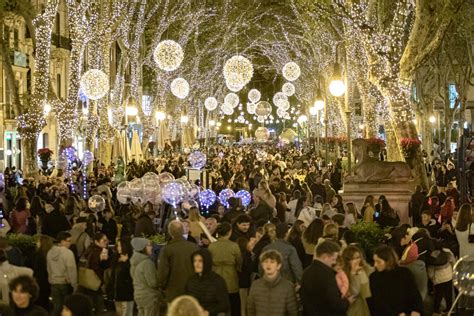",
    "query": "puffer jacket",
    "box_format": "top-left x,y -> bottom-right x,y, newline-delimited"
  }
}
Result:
247,274 -> 298,316
130,251 -> 160,304
185,249 -> 230,316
